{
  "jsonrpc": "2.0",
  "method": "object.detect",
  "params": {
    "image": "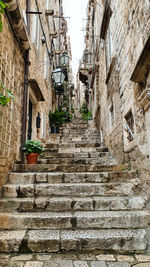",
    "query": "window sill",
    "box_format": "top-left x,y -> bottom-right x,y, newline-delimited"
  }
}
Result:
32,42 -> 40,59
124,138 -> 137,152
106,56 -> 116,84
